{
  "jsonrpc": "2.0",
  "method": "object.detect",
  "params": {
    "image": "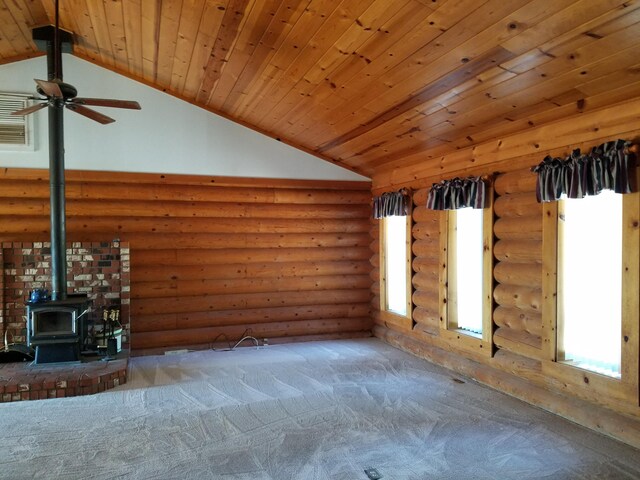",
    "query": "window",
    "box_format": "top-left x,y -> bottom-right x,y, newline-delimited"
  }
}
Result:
447,207 -> 485,335
380,214 -> 412,321
0,93 -> 35,151
442,204 -> 493,344
557,190 -> 623,378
